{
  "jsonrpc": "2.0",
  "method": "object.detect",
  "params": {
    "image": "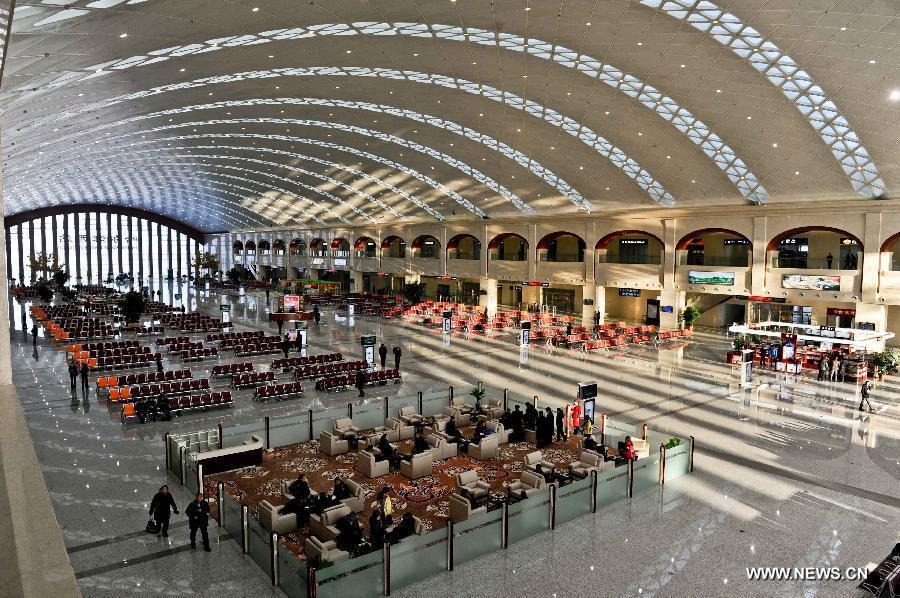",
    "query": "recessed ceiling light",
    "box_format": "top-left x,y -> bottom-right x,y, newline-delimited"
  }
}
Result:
772,143 -> 778,147
795,171 -> 800,175
525,6 -> 531,10
179,68 -> 185,72
604,111 -> 610,115
252,7 -> 259,11
691,179 -> 696,183
716,89 -> 722,93
586,22 -> 591,26
680,64 -> 686,68
413,53 -> 419,57
638,132 -> 643,136
869,59 -> 876,64
346,50 -> 352,54
666,155 -> 671,159
119,33 -> 127,38
747,116 -> 752,119
840,26 -> 847,31
637,42 -> 643,46
890,90 -> 900,101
